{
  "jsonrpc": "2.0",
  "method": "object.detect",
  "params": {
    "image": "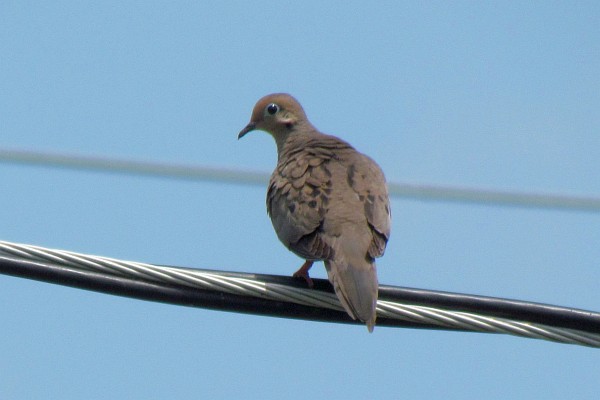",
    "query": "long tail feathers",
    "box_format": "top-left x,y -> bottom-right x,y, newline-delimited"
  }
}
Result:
325,258 -> 378,332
